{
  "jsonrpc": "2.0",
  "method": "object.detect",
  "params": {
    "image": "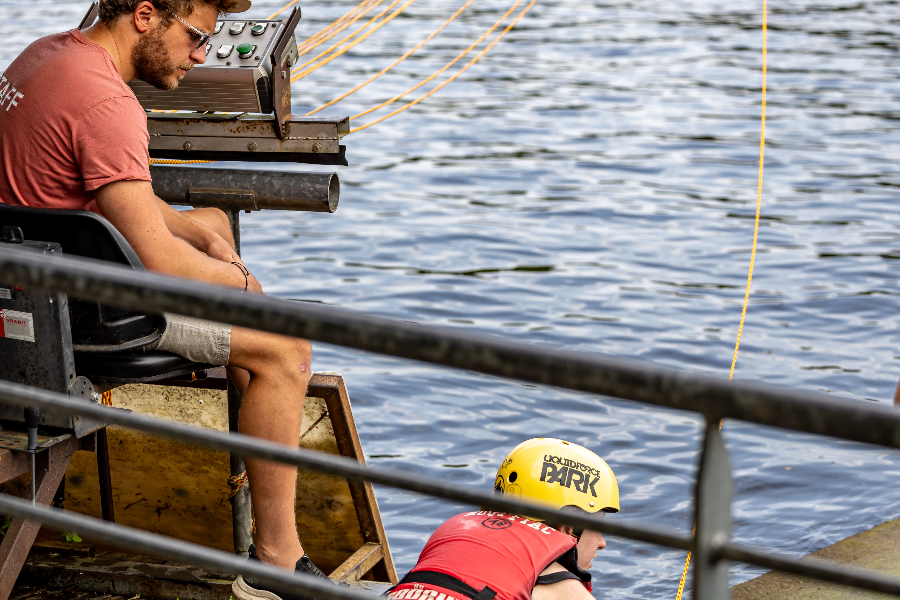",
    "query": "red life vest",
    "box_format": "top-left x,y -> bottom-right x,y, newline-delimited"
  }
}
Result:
388,511 -> 590,600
